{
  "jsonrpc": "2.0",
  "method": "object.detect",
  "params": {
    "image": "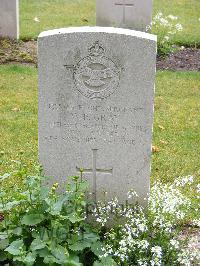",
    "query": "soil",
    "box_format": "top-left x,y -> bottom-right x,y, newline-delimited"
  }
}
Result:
157,48 -> 200,71
0,38 -> 200,71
